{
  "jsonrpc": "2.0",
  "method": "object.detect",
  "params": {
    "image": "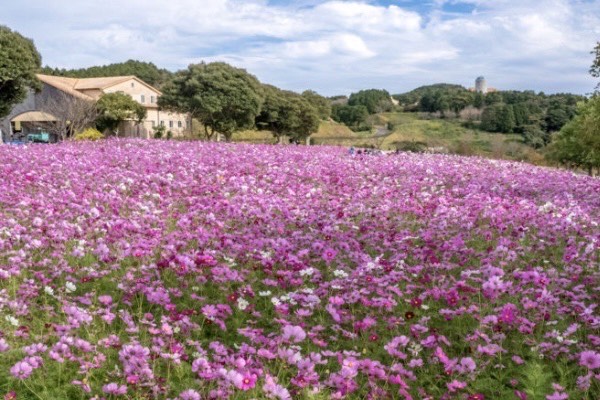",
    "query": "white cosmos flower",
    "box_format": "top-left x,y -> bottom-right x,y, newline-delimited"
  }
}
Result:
237,298 -> 249,311
65,281 -> 77,293
44,286 -> 54,296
